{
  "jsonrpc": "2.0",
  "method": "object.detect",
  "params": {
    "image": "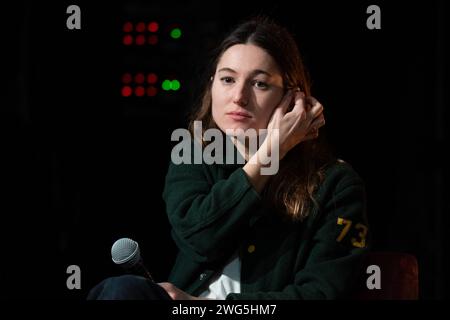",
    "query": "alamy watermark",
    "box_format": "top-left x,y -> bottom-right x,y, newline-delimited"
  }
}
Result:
171,121 -> 280,175
65,5 -> 379,31
366,5 -> 381,30
66,264 -> 81,290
